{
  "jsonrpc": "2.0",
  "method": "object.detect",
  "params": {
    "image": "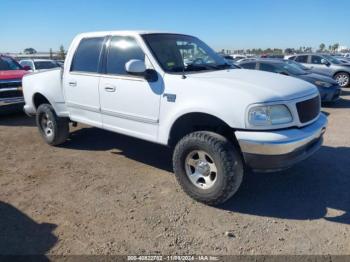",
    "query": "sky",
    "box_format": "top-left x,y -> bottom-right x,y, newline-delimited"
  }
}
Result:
1,0 -> 350,52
